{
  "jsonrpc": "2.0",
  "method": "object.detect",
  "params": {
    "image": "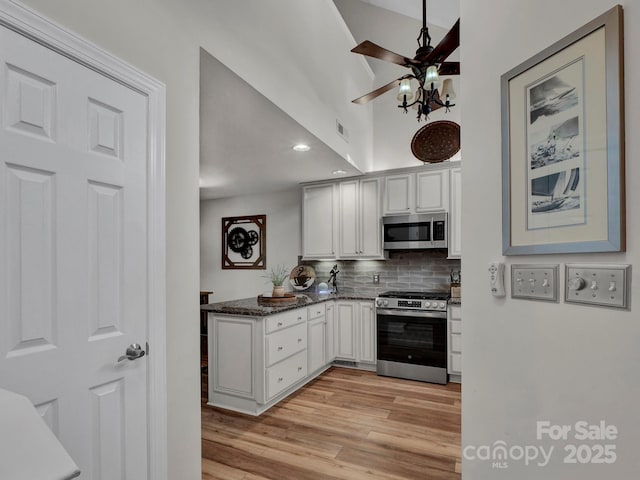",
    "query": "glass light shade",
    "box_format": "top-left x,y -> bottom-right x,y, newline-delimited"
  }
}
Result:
440,78 -> 456,100
425,65 -> 440,85
396,78 -> 413,102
